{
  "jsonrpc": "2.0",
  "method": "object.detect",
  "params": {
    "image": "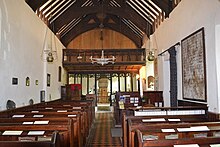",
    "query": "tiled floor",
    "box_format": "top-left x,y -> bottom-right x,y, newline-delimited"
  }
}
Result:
85,112 -> 122,147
